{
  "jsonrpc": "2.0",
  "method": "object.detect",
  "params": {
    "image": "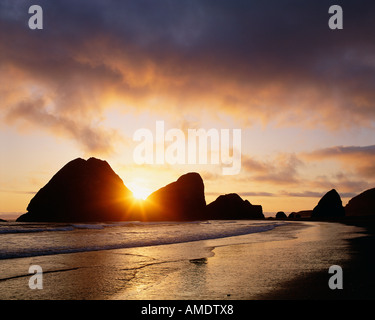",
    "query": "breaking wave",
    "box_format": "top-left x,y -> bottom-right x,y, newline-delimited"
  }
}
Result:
0,220 -> 287,259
